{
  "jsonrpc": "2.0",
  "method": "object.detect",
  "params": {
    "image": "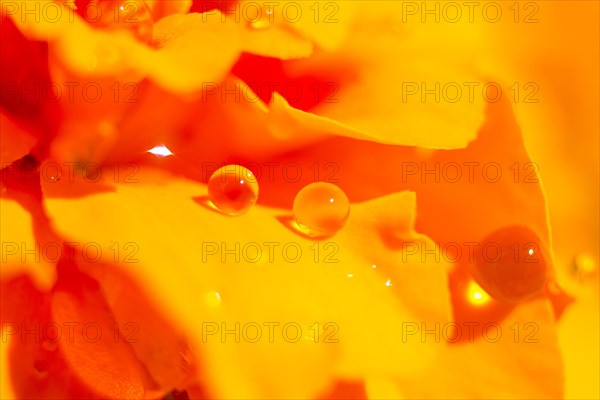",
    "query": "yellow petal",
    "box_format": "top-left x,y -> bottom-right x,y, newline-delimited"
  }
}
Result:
238,0 -> 358,51
0,330 -> 16,399
44,169 -> 451,398
393,299 -> 563,399
149,13 -> 242,93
